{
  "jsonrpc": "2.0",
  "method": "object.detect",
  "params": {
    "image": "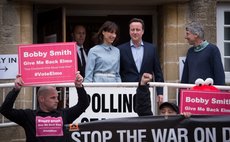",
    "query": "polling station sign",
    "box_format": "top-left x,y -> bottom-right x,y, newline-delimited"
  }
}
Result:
69,86 -> 155,123
65,115 -> 230,142
18,42 -> 77,85
180,90 -> 230,115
